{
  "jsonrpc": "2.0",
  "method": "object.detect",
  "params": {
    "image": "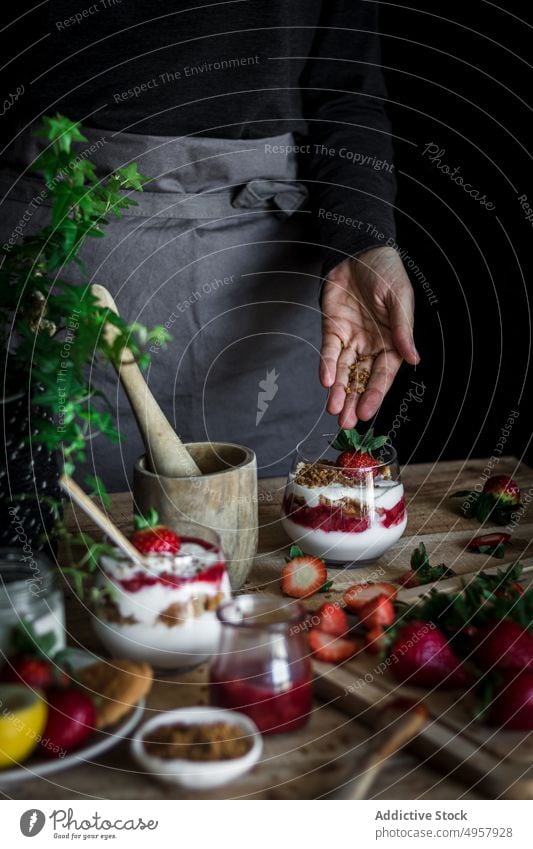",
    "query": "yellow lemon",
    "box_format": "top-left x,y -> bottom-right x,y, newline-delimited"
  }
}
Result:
0,684 -> 48,768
